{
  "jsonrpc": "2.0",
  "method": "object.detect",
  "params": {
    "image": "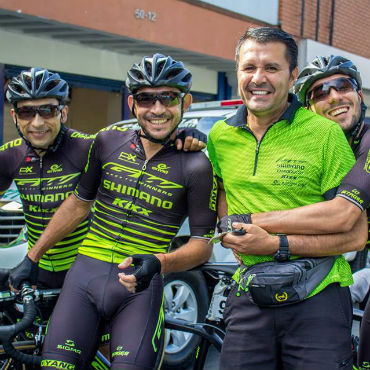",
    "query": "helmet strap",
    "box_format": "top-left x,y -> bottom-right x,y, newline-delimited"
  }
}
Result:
350,101 -> 367,139
14,116 -> 66,153
135,98 -> 185,146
